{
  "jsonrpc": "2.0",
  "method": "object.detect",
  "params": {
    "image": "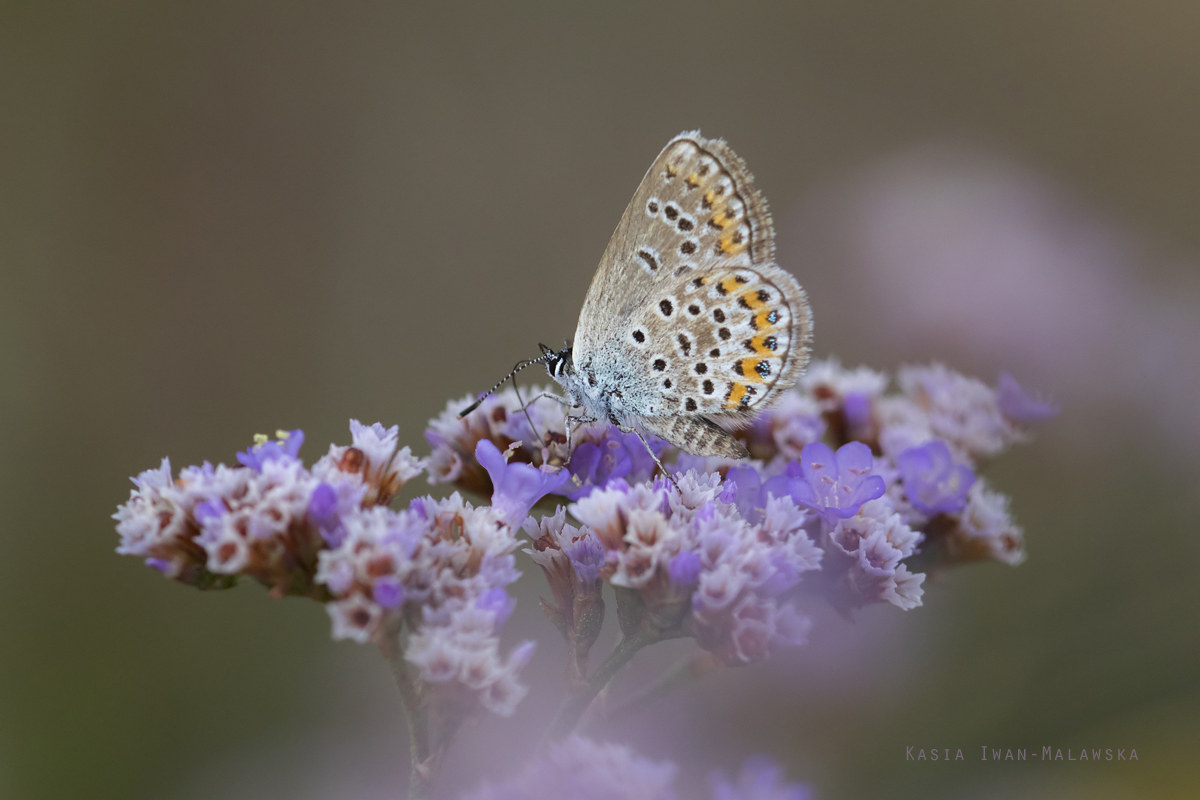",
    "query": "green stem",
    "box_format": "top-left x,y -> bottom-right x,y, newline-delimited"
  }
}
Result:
379,633 -> 434,800
545,627 -> 662,740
